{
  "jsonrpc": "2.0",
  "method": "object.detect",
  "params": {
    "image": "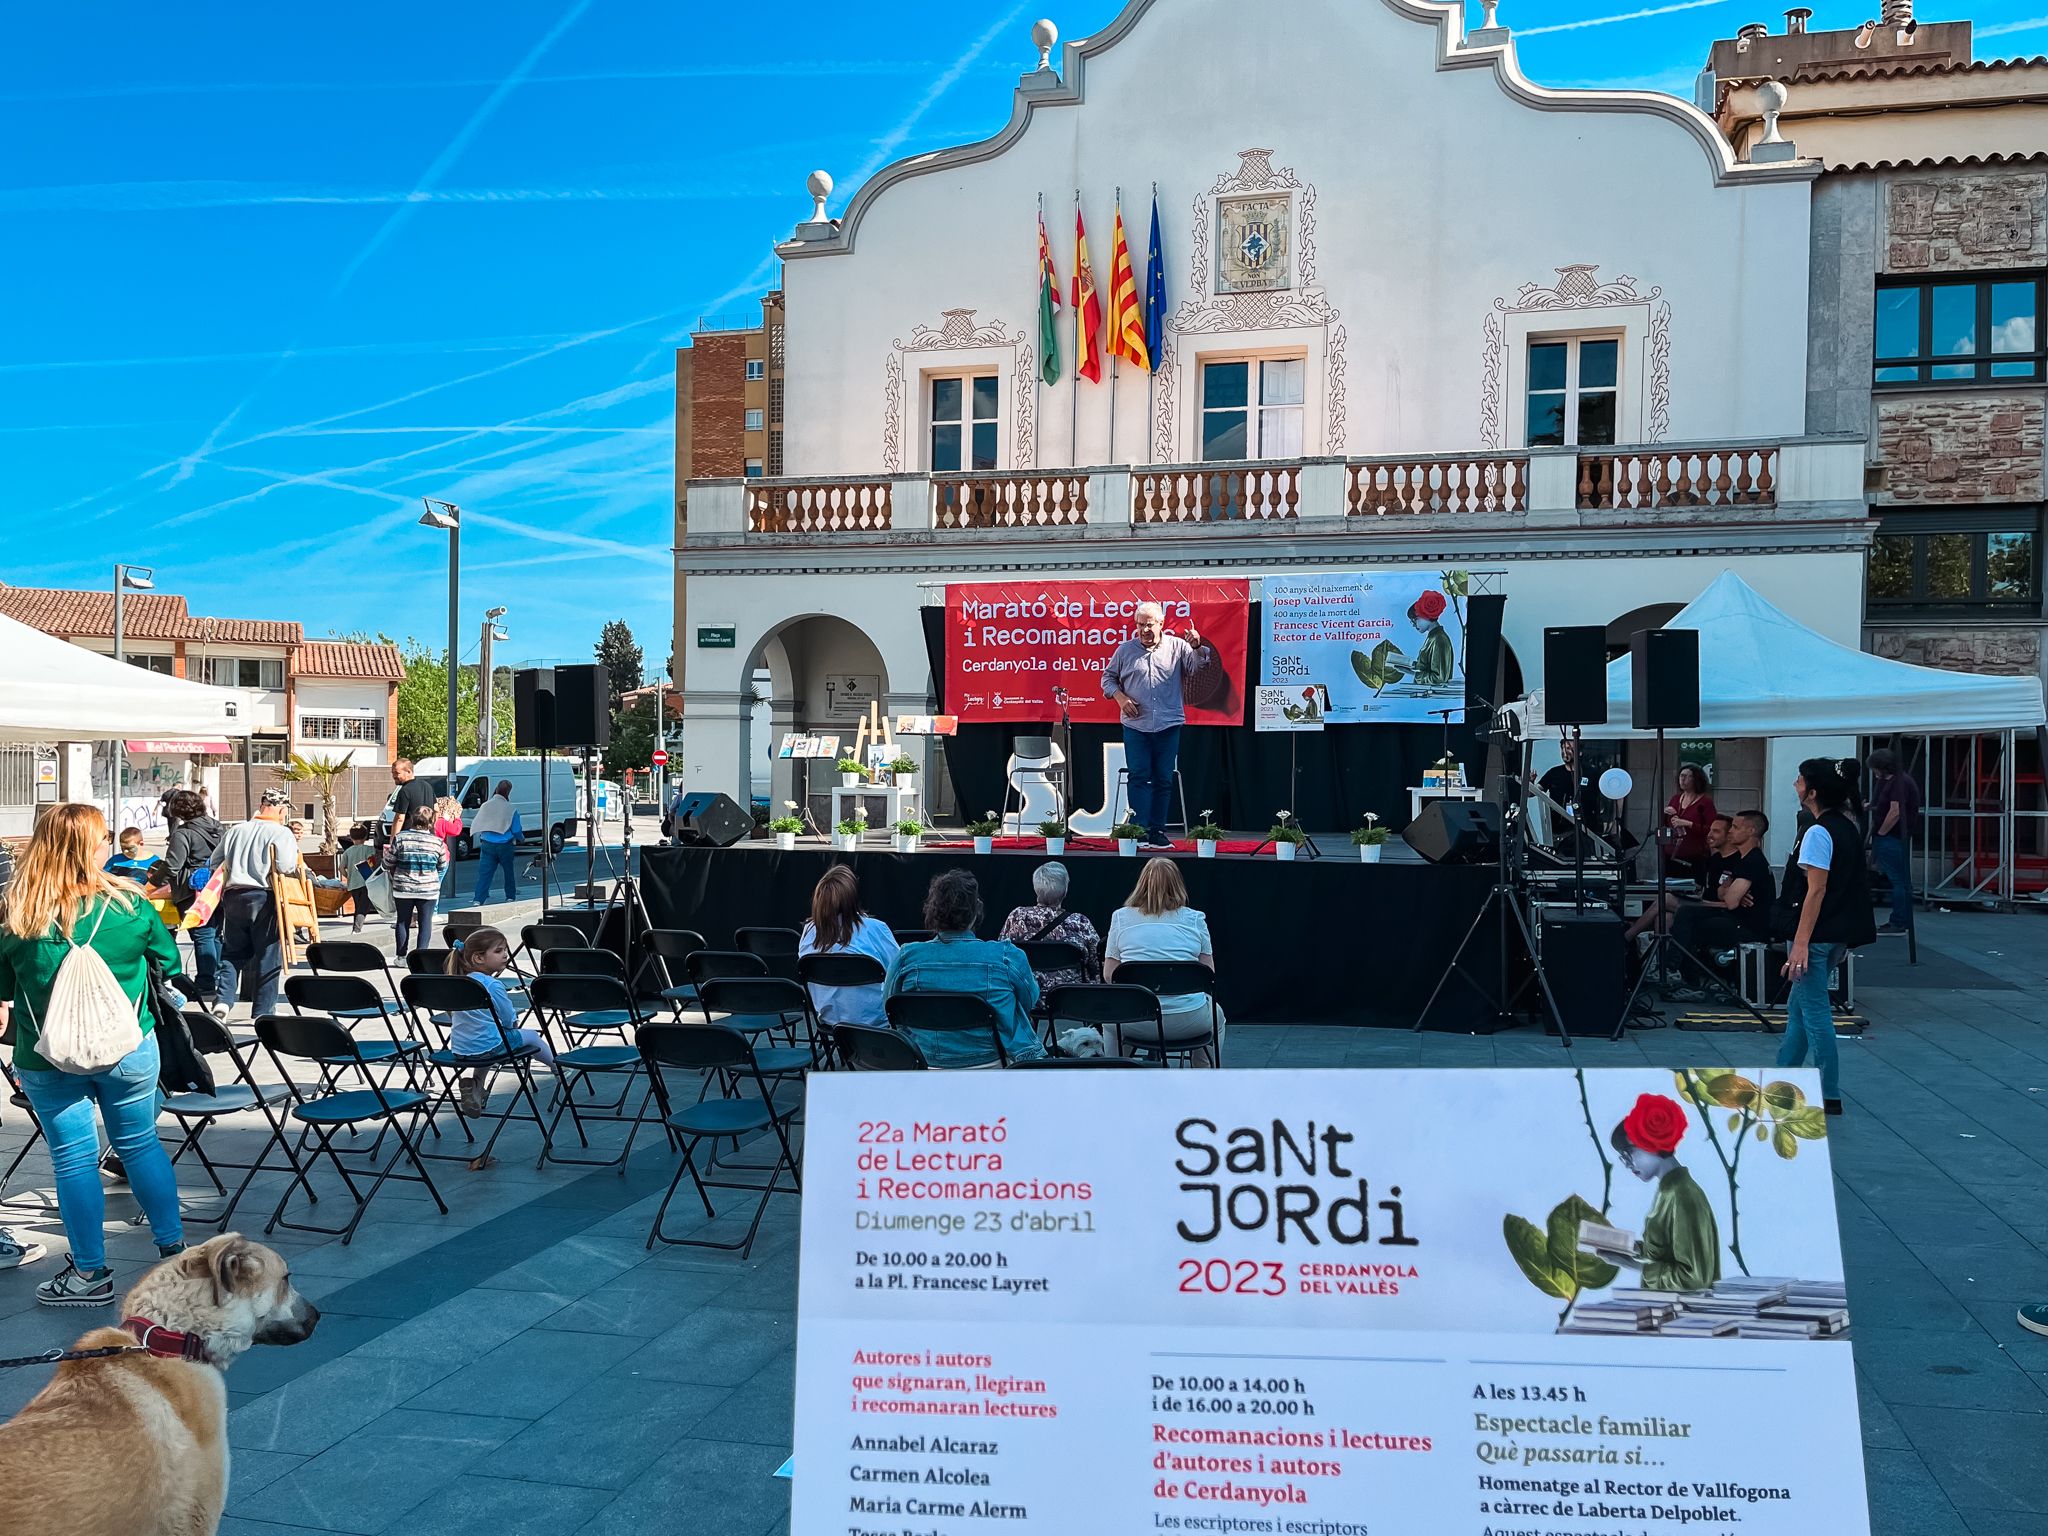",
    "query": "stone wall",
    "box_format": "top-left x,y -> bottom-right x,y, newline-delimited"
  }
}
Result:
1885,171 -> 2047,274
1866,626 -> 2043,677
1876,395 -> 2044,504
